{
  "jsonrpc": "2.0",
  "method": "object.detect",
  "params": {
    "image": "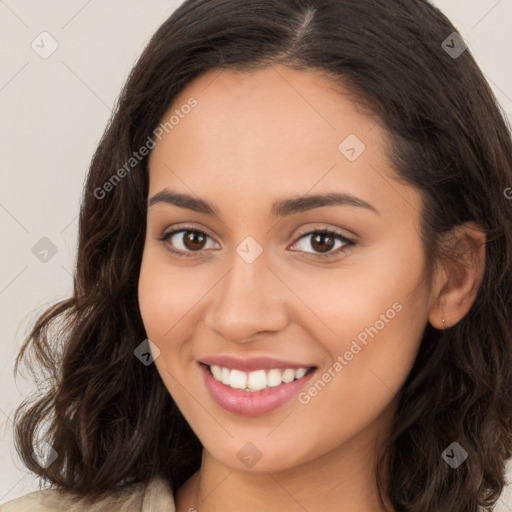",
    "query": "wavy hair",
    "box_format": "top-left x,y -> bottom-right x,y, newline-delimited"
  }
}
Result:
12,1 -> 512,510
